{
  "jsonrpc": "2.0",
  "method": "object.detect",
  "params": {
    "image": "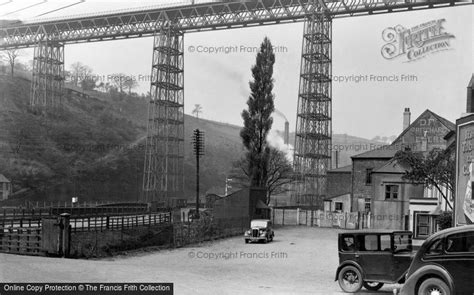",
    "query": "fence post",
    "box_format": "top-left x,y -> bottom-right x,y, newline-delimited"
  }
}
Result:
297,208 -> 300,225
60,213 -> 71,258
282,209 -> 285,226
